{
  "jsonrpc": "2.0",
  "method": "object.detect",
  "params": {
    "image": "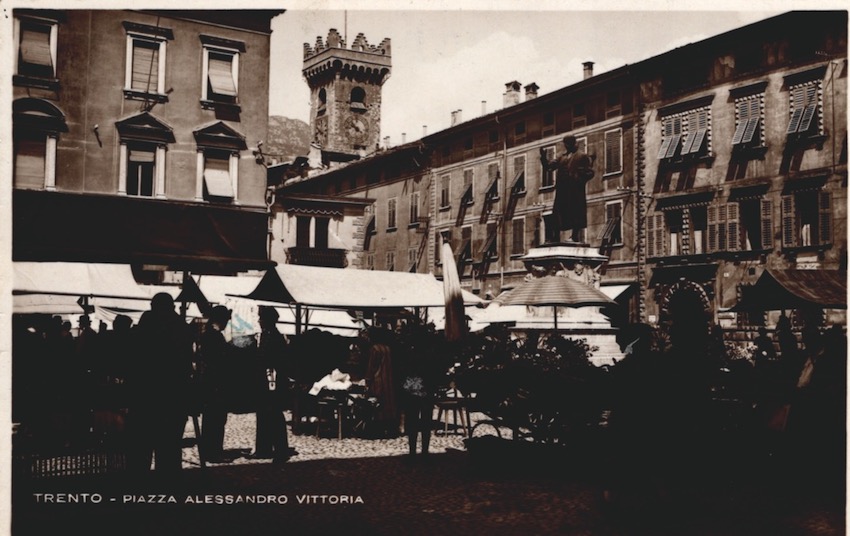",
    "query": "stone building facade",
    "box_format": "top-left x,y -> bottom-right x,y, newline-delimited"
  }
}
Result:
278,11 -> 846,332
12,9 -> 282,276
